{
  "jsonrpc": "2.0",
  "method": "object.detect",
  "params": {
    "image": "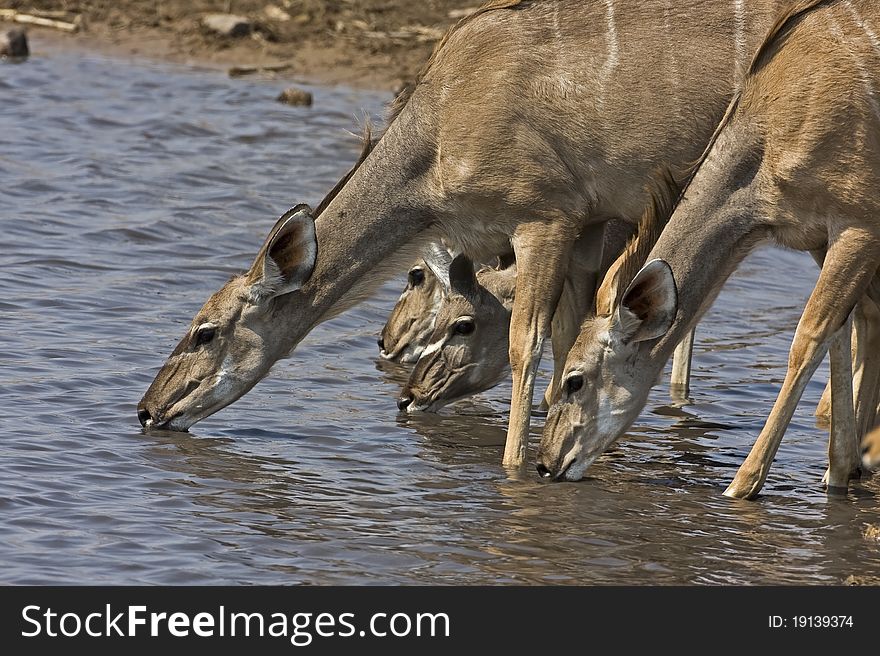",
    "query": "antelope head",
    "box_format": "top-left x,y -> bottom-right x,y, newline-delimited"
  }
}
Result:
377,245 -> 452,363
397,254 -> 515,412
536,259 -> 677,481
137,205 -> 317,431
